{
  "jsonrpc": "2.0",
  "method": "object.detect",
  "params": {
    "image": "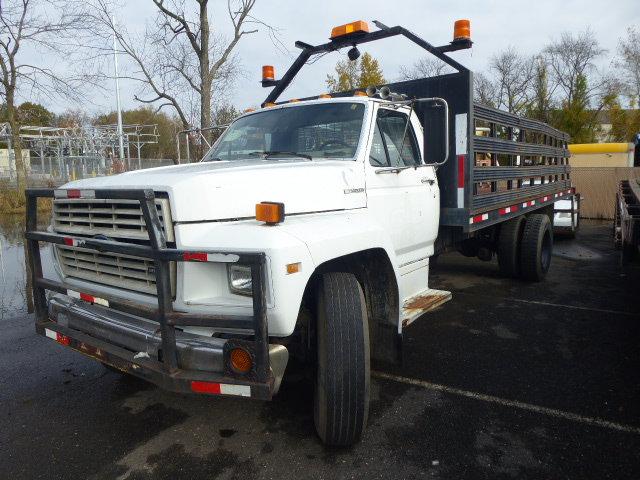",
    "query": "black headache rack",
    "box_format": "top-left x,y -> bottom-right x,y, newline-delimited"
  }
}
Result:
261,20 -> 574,235
25,188 -> 274,399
